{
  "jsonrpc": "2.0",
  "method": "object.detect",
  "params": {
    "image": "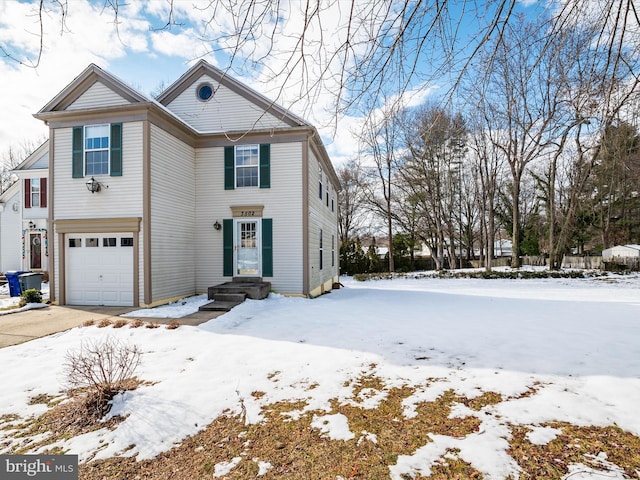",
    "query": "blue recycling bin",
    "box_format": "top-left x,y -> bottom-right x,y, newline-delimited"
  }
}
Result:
5,271 -> 28,297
